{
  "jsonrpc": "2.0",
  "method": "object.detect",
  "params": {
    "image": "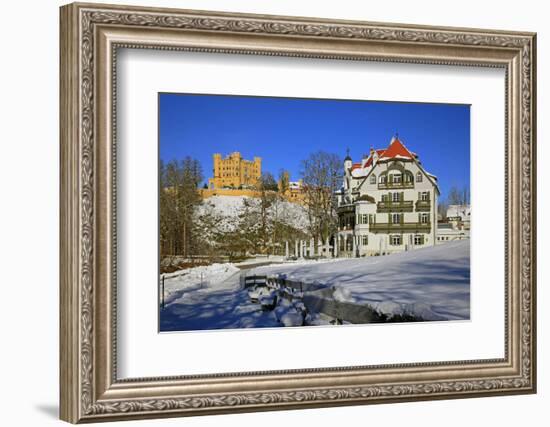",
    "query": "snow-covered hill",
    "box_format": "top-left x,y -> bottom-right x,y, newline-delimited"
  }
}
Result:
196,195 -> 309,232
